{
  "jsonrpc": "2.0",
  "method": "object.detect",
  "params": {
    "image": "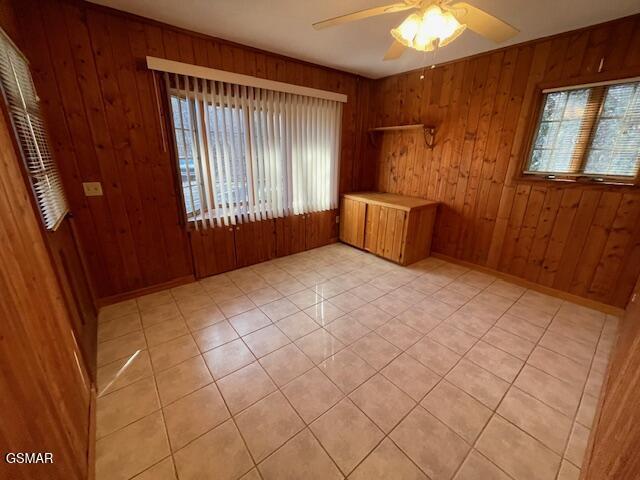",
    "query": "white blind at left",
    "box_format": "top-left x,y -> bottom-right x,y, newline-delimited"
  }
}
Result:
166,73 -> 342,229
0,30 -> 68,230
